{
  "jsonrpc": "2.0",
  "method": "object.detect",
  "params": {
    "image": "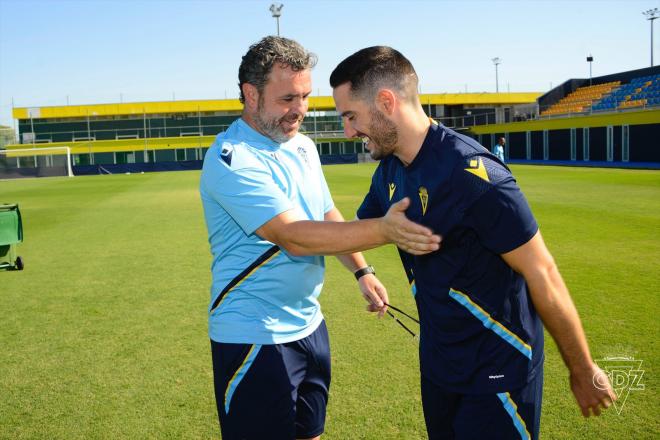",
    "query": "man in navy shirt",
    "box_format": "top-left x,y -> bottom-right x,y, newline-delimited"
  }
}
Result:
330,46 -> 616,439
